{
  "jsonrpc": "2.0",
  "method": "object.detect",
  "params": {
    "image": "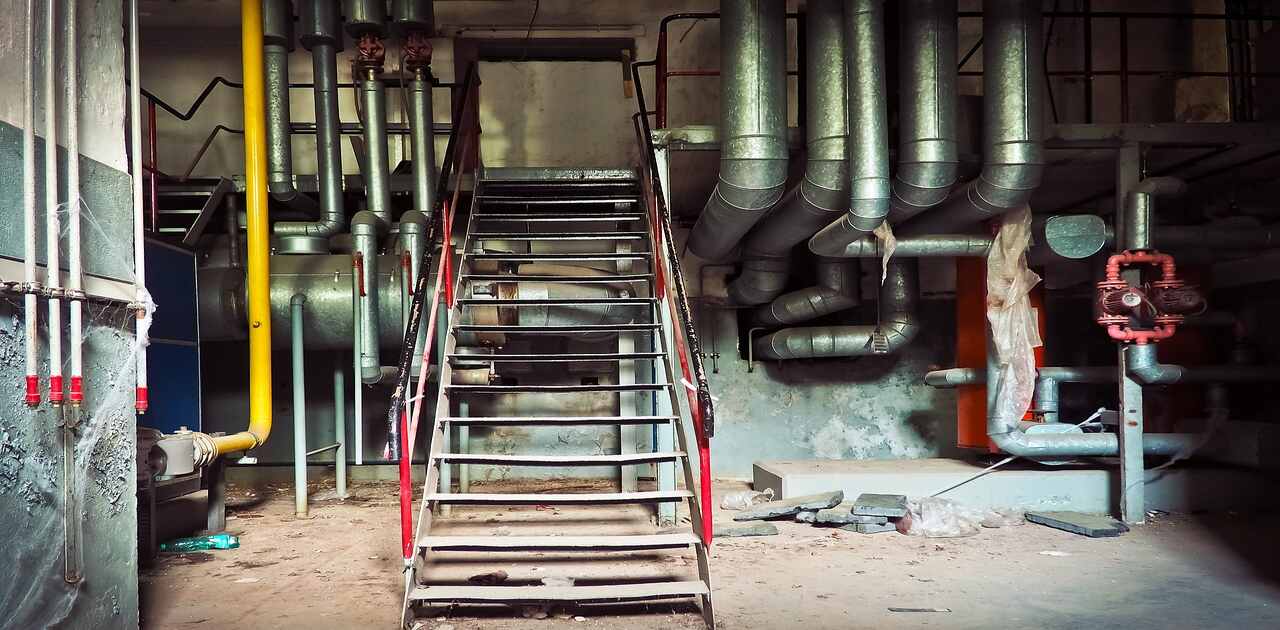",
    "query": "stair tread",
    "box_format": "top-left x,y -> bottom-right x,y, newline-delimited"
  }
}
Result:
426,490 -> 693,504
409,580 -> 707,603
471,232 -> 647,240
436,451 -> 685,465
461,273 -> 653,283
449,352 -> 663,362
421,533 -> 700,551
457,297 -> 655,306
445,415 -> 676,426
475,213 -> 644,221
466,253 -> 650,262
447,383 -> 668,393
454,323 -> 659,333
477,195 -> 640,203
